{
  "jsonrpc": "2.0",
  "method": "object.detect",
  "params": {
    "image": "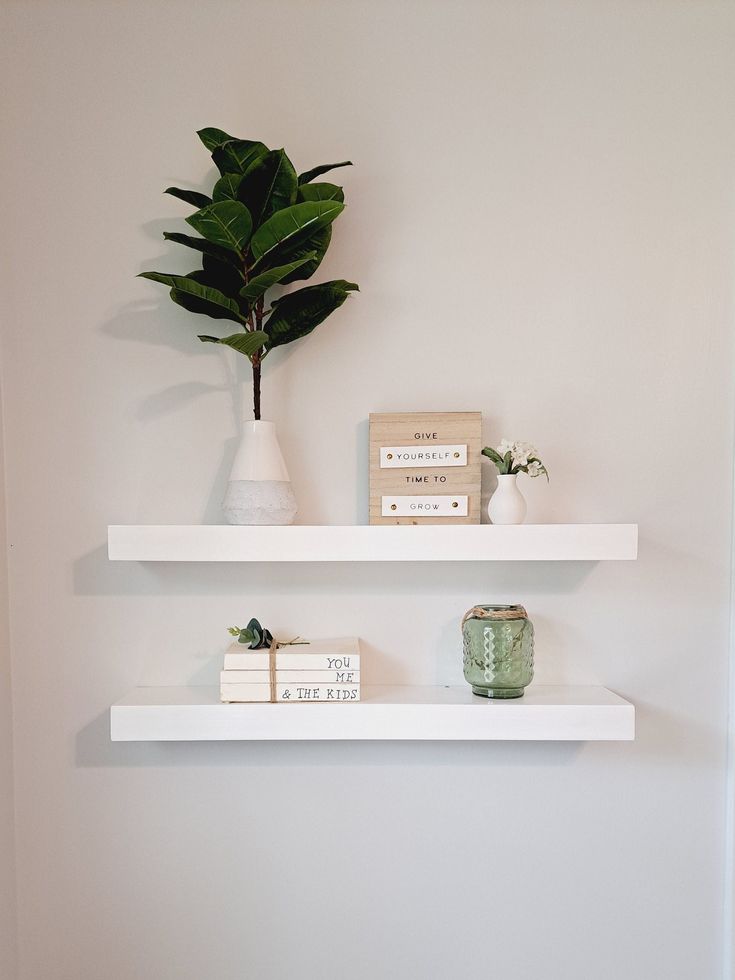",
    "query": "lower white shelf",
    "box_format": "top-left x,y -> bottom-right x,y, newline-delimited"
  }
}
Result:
110,685 -> 635,742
